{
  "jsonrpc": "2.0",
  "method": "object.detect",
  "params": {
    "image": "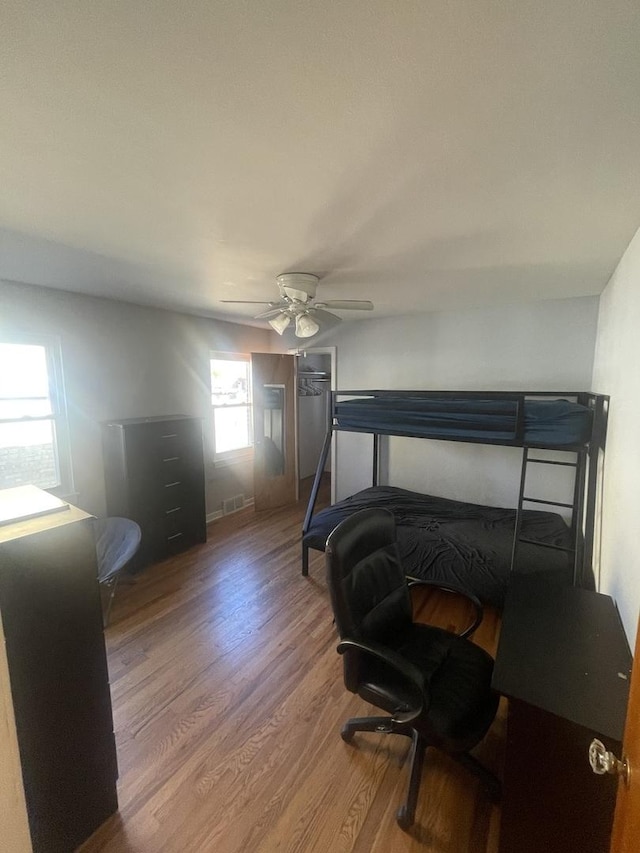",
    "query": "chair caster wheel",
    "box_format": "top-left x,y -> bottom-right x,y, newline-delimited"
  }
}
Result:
341,727 -> 355,744
396,805 -> 414,831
